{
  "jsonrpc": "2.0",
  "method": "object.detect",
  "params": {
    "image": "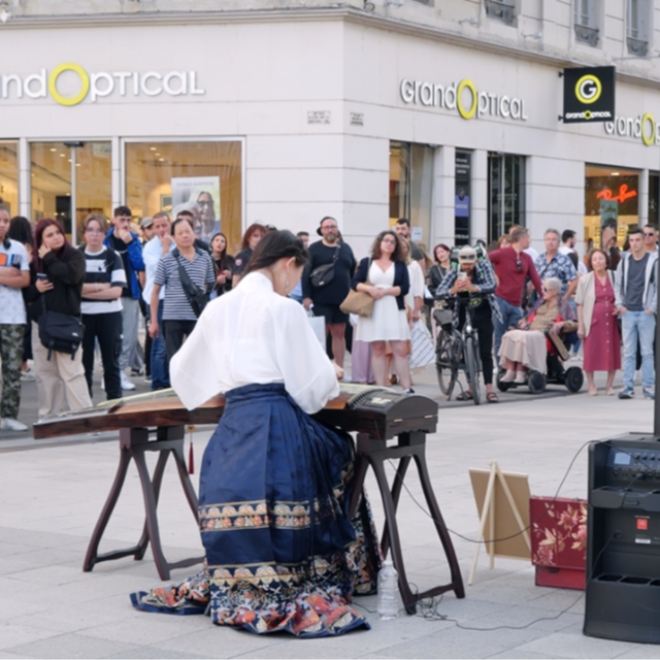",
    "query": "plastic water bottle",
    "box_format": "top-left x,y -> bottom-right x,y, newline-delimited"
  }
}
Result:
377,560 -> 400,620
